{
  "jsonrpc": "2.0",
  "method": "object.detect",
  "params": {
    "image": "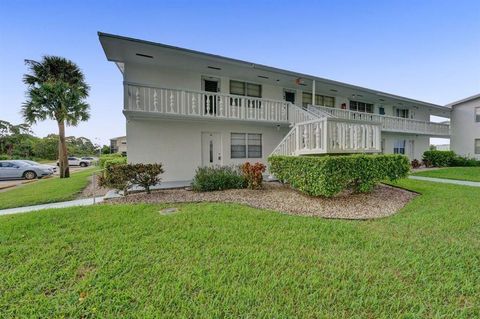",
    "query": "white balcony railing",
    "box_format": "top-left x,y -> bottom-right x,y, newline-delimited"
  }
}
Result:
125,83 -> 290,123
271,118 -> 382,156
308,105 -> 450,137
